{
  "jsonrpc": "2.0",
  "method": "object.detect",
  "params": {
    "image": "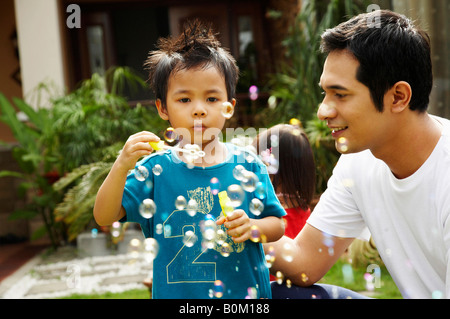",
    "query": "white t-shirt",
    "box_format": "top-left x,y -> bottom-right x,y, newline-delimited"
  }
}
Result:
308,115 -> 450,299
